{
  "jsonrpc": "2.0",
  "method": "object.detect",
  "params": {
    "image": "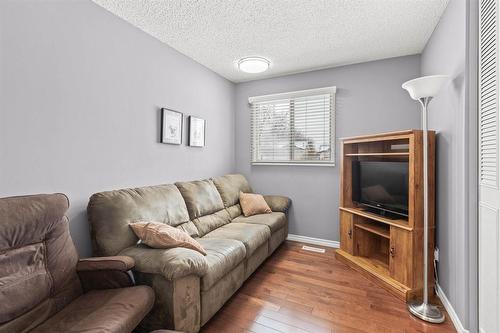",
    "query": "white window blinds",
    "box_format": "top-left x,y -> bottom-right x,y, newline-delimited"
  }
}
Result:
249,87 -> 336,166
